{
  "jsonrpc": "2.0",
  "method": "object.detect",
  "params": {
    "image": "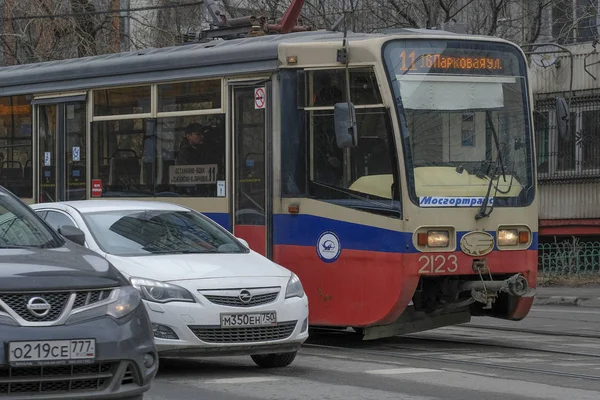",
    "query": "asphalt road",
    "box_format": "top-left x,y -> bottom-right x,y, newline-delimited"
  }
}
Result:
144,305 -> 600,400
